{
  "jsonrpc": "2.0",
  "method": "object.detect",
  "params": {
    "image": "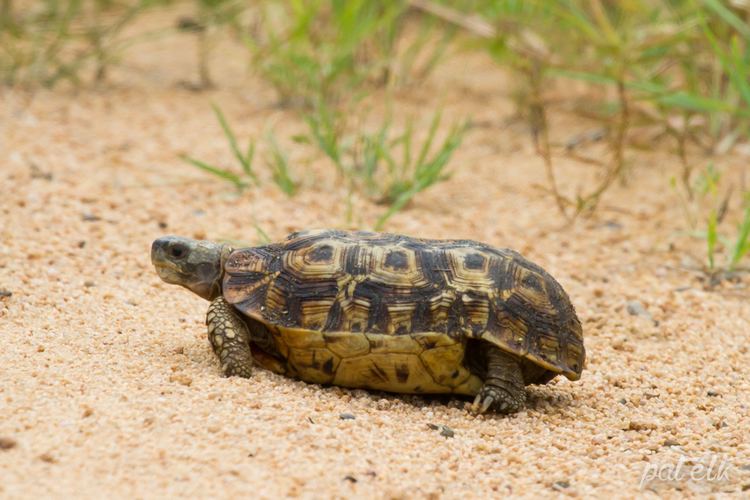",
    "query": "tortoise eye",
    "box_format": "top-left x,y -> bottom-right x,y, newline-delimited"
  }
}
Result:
169,244 -> 188,259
